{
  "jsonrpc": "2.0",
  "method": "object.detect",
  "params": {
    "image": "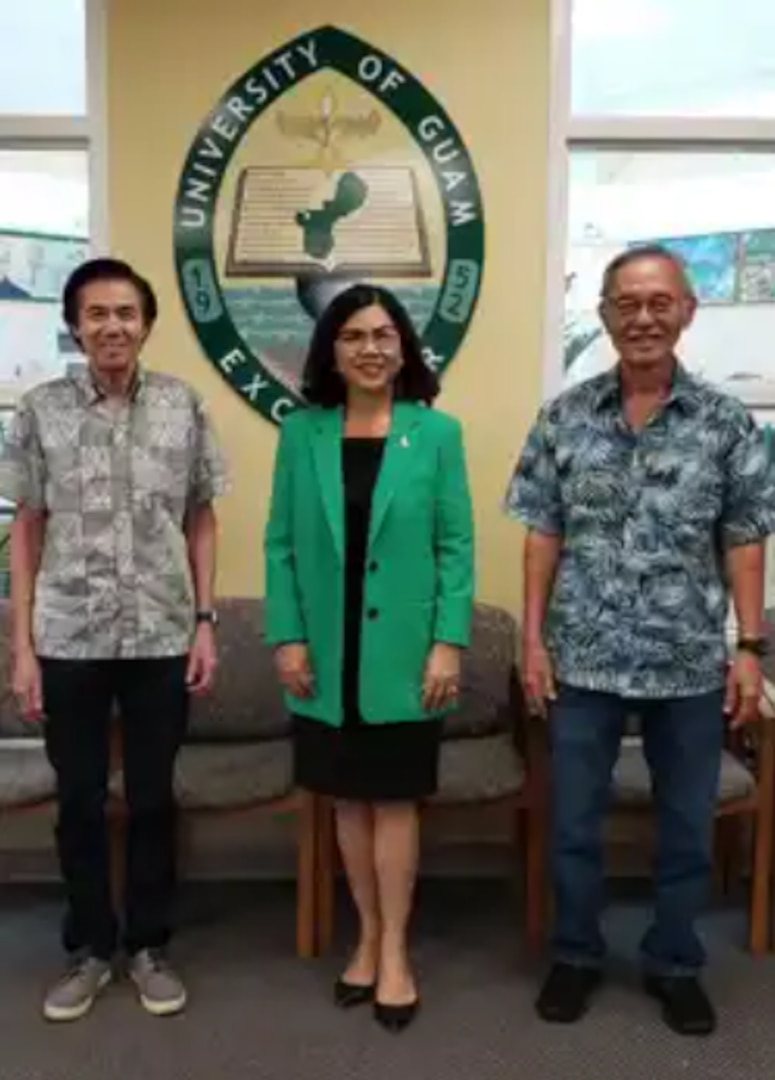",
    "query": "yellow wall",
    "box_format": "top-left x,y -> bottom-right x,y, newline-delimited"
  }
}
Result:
107,0 -> 549,615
